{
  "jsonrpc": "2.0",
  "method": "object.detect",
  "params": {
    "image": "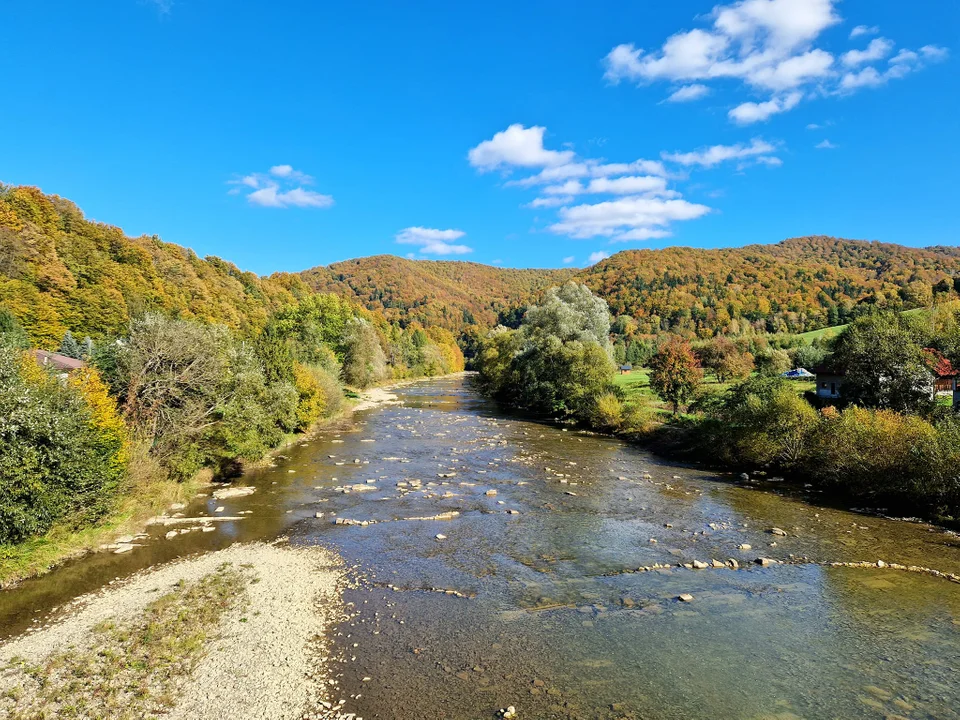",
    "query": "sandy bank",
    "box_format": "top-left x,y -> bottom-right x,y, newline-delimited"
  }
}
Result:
0,541 -> 350,720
